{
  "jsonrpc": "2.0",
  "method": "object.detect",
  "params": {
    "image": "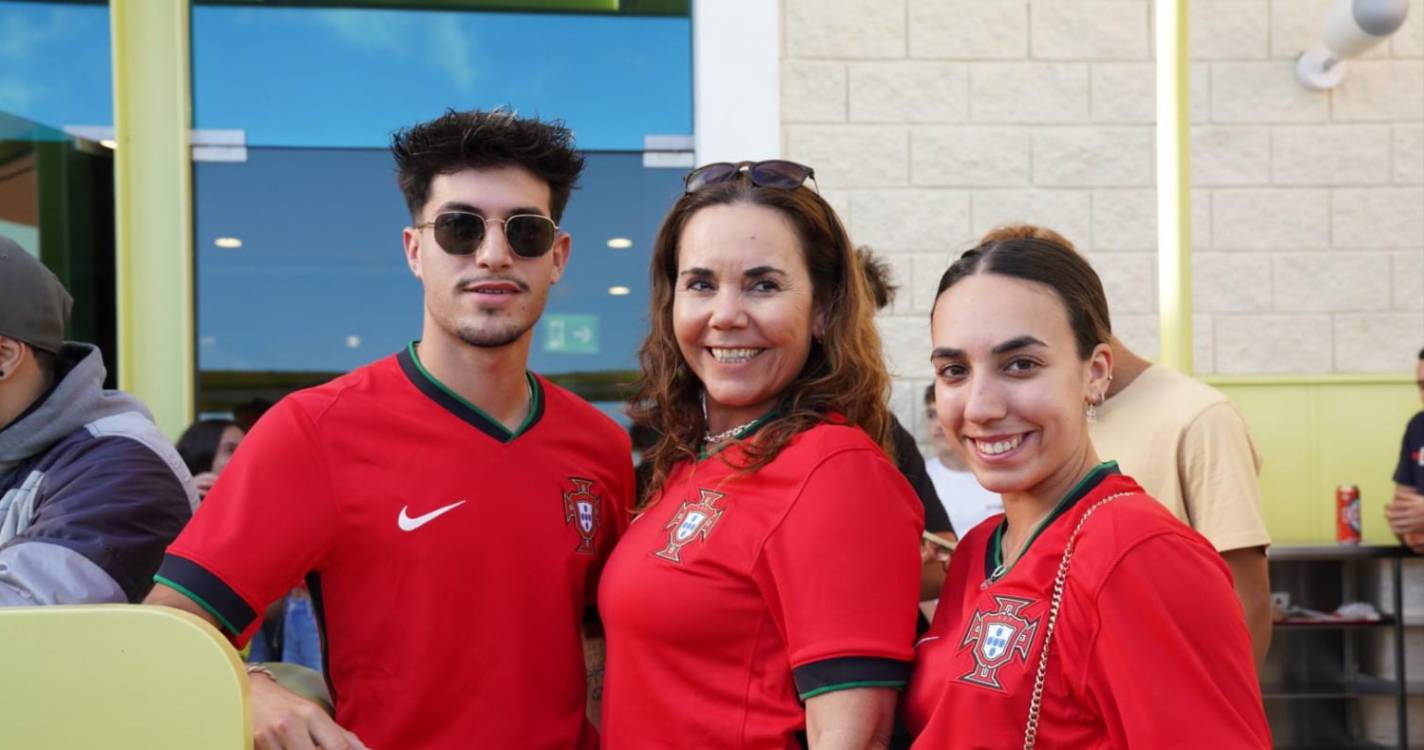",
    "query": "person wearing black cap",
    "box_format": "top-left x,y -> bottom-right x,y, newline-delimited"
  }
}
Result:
0,237 -> 195,604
